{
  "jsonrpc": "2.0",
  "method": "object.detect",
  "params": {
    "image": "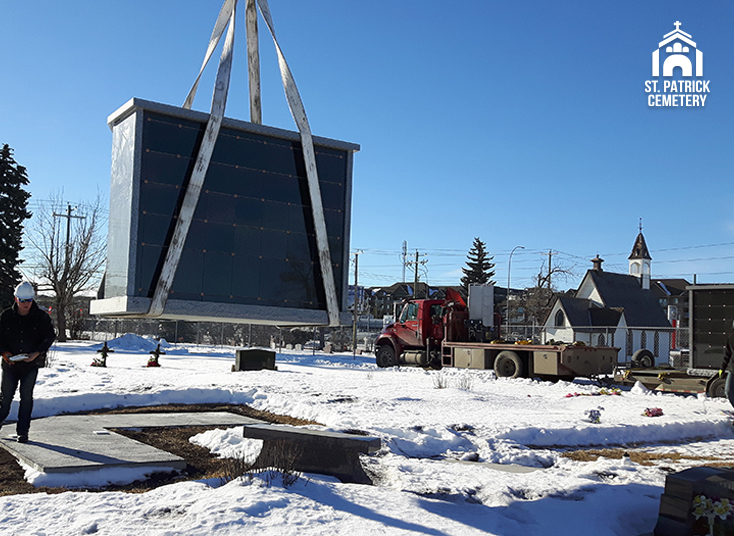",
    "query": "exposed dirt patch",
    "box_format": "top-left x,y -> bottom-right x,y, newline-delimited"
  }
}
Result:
561,447 -> 731,468
0,403 -> 320,497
